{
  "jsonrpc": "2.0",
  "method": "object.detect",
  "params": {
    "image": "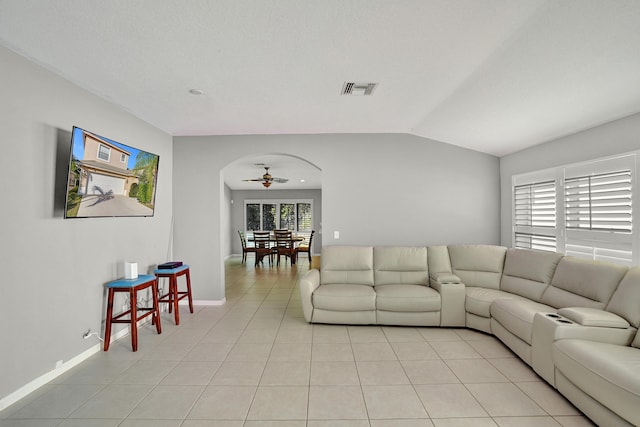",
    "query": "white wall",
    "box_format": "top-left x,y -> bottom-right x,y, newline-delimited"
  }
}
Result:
500,112 -> 640,246
173,133 -> 501,302
0,46 -> 173,404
